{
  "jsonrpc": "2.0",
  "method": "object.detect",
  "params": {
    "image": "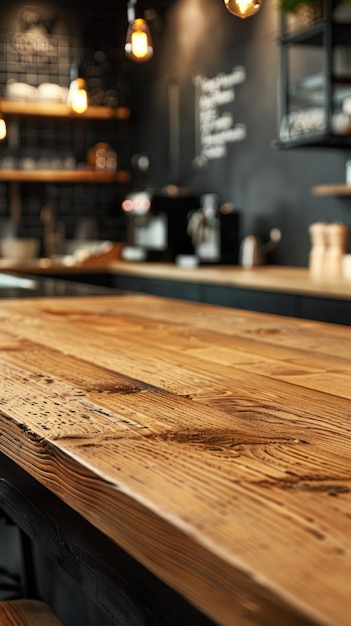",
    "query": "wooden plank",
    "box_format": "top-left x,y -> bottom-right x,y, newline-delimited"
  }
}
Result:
0,170 -> 130,183
311,183 -> 351,196
0,99 -> 130,120
1,295 -> 351,401
1,305 -> 350,404
0,295 -> 351,626
0,601 -> 63,626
